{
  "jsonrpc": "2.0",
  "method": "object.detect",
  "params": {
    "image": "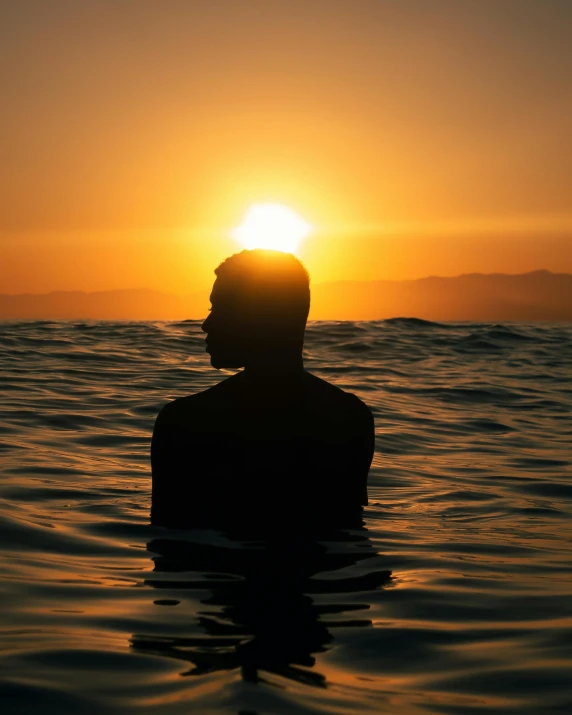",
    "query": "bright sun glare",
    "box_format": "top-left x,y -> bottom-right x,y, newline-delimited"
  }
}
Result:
232,203 -> 312,254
